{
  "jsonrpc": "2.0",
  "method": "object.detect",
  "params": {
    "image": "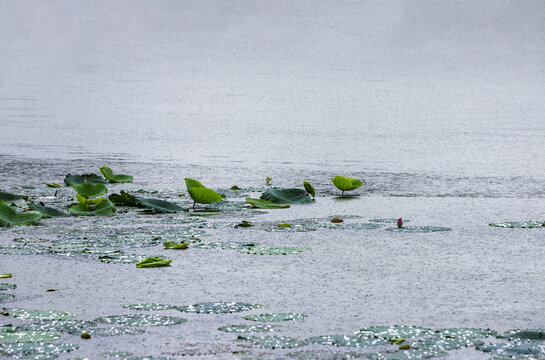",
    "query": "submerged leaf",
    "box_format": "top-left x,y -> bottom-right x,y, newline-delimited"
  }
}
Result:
246,198 -> 290,209
163,241 -> 189,250
0,200 -> 43,226
332,176 -> 362,192
303,181 -> 315,198
28,202 -> 68,217
100,166 -> 133,183
0,191 -> 28,202
260,188 -> 314,204
136,257 -> 172,268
